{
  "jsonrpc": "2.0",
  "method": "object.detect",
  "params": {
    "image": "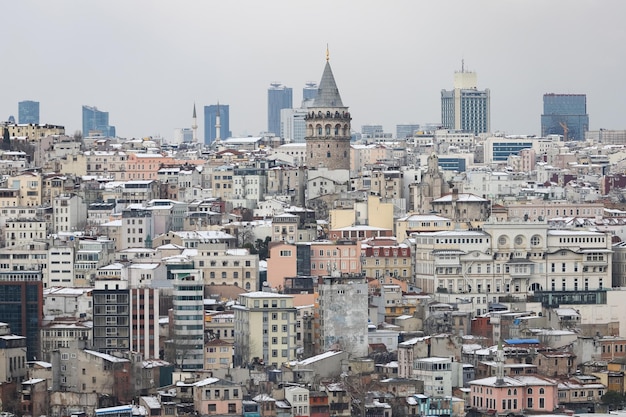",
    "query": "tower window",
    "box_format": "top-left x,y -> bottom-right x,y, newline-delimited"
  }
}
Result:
327,152 -> 331,158
326,126 -> 331,135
